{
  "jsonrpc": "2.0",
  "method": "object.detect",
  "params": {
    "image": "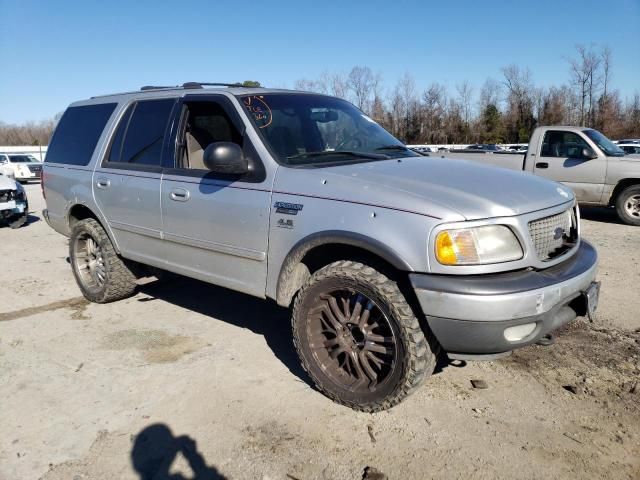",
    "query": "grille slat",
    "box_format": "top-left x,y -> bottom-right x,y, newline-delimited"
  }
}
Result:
529,209 -> 576,261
